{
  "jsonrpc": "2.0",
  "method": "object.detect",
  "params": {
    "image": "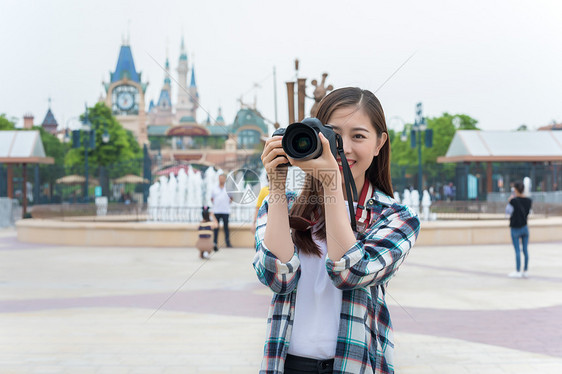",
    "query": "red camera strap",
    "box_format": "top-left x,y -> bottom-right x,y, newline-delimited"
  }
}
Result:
354,179 -> 373,233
